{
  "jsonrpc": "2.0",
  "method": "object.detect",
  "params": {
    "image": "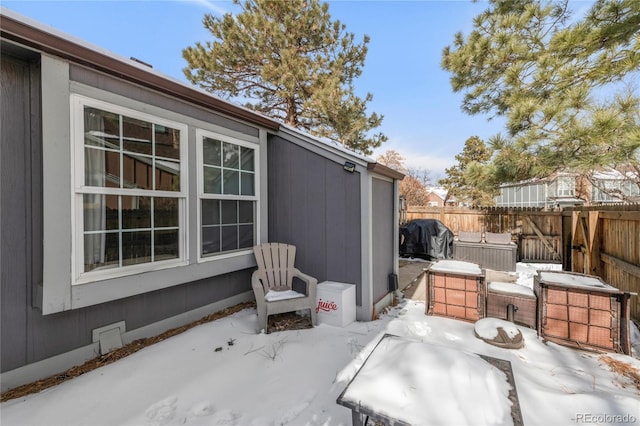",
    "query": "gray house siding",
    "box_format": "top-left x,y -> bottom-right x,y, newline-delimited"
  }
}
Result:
1,49 -> 253,375
371,178 -> 394,303
267,135 -> 362,304
1,52 -> 42,372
